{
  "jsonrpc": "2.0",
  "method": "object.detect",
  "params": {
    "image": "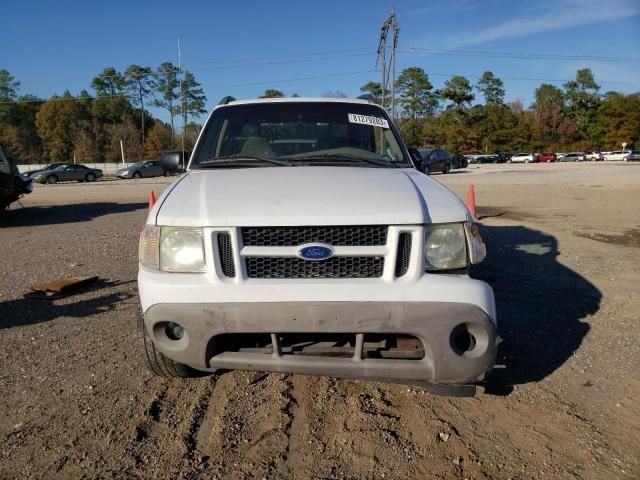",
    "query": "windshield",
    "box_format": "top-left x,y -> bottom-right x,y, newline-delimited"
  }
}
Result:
191,102 -> 411,169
